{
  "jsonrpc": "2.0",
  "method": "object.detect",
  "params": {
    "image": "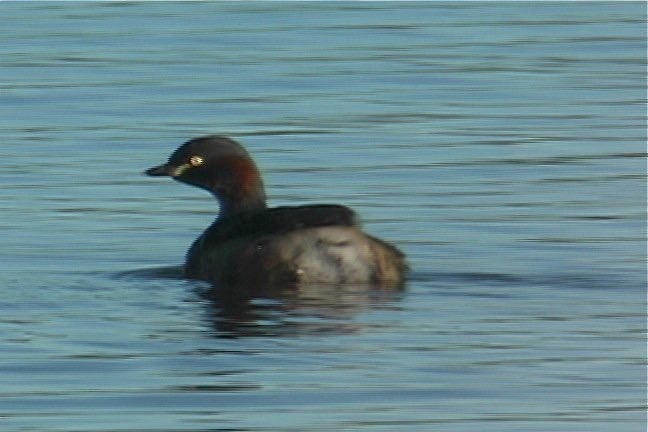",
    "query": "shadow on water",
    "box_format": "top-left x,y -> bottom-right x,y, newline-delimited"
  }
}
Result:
118,266 -> 406,338
116,265 -> 187,280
